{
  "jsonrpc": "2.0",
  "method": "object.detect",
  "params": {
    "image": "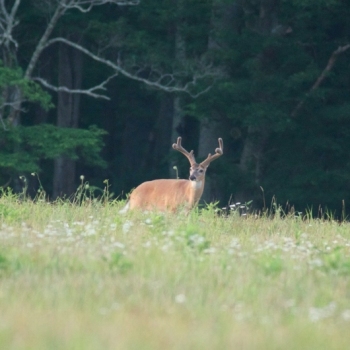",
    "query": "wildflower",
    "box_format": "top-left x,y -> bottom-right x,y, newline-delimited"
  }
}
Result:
309,302 -> 336,322
162,230 -> 174,237
122,221 -> 133,233
308,259 -> 323,268
113,242 -> 125,249
175,294 -> 186,304
161,244 -> 171,252
341,309 -> 350,321
284,299 -> 295,308
203,247 -> 216,254
189,234 -> 205,246
99,308 -> 108,315
111,302 -> 120,311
